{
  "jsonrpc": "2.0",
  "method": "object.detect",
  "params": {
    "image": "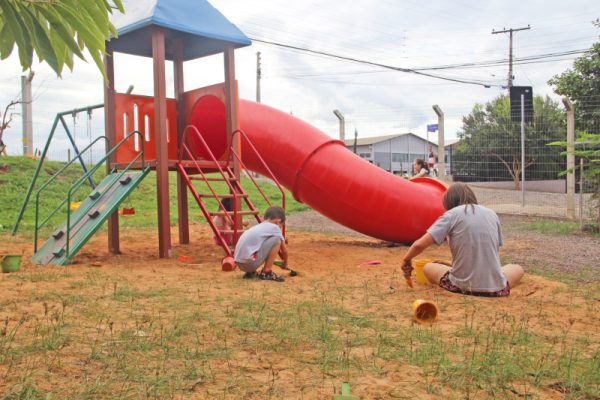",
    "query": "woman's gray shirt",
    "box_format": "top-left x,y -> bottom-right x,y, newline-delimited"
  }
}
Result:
427,204 -> 508,292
